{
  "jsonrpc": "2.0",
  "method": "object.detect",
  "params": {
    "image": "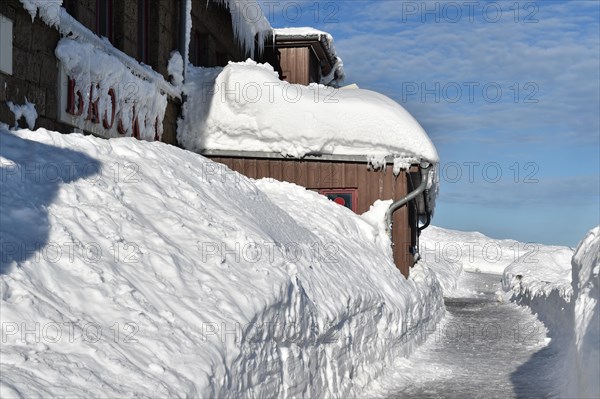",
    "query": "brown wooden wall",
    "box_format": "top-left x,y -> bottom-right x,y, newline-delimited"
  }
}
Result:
210,157 -> 418,277
279,47 -> 311,86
